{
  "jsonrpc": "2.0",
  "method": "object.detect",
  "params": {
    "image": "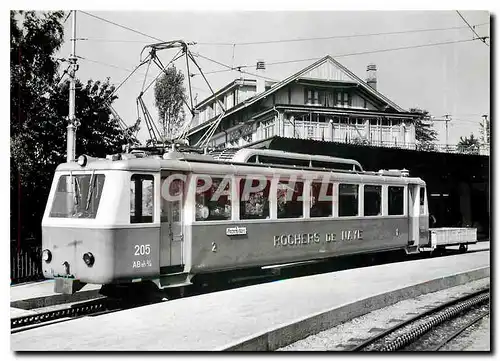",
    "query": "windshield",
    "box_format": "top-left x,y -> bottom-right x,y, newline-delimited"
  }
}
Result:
50,174 -> 105,218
